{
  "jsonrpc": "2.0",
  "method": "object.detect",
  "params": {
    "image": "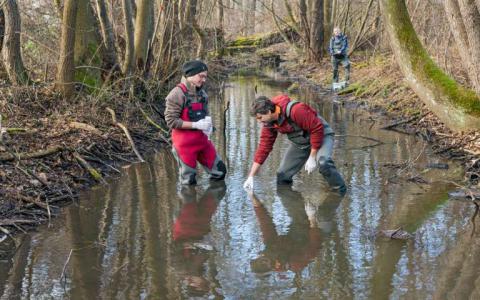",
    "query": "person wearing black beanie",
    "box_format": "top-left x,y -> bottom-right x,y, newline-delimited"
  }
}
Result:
182,60 -> 208,78
164,60 -> 226,185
